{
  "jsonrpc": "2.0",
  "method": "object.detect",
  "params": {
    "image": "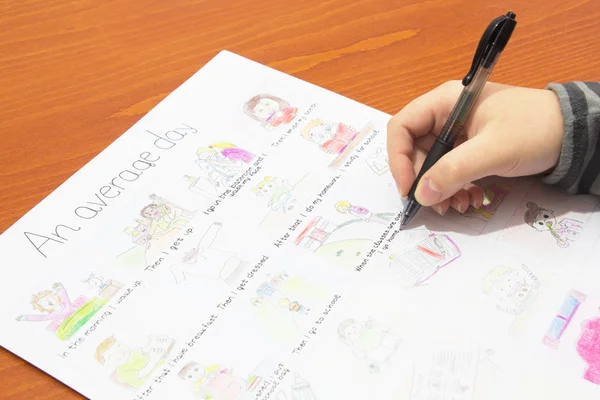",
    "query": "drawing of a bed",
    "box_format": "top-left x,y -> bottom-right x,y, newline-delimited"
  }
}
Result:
388,234 -> 461,285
